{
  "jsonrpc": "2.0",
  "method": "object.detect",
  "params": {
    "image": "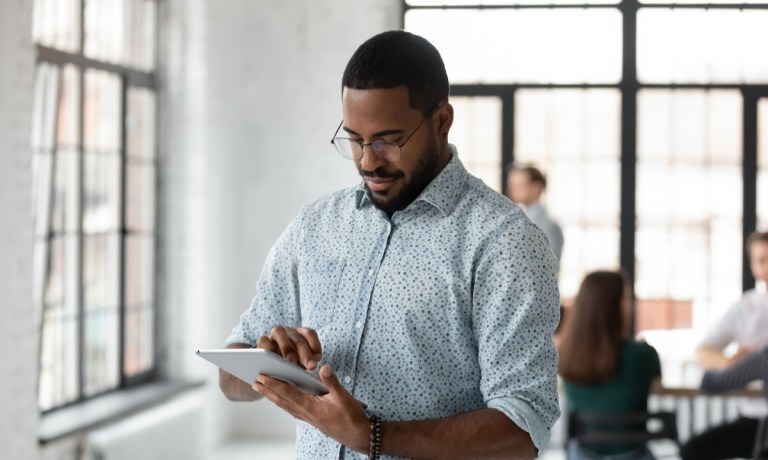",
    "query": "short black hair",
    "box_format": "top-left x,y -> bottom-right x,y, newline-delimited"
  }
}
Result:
506,163 -> 547,189
341,30 -> 449,116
